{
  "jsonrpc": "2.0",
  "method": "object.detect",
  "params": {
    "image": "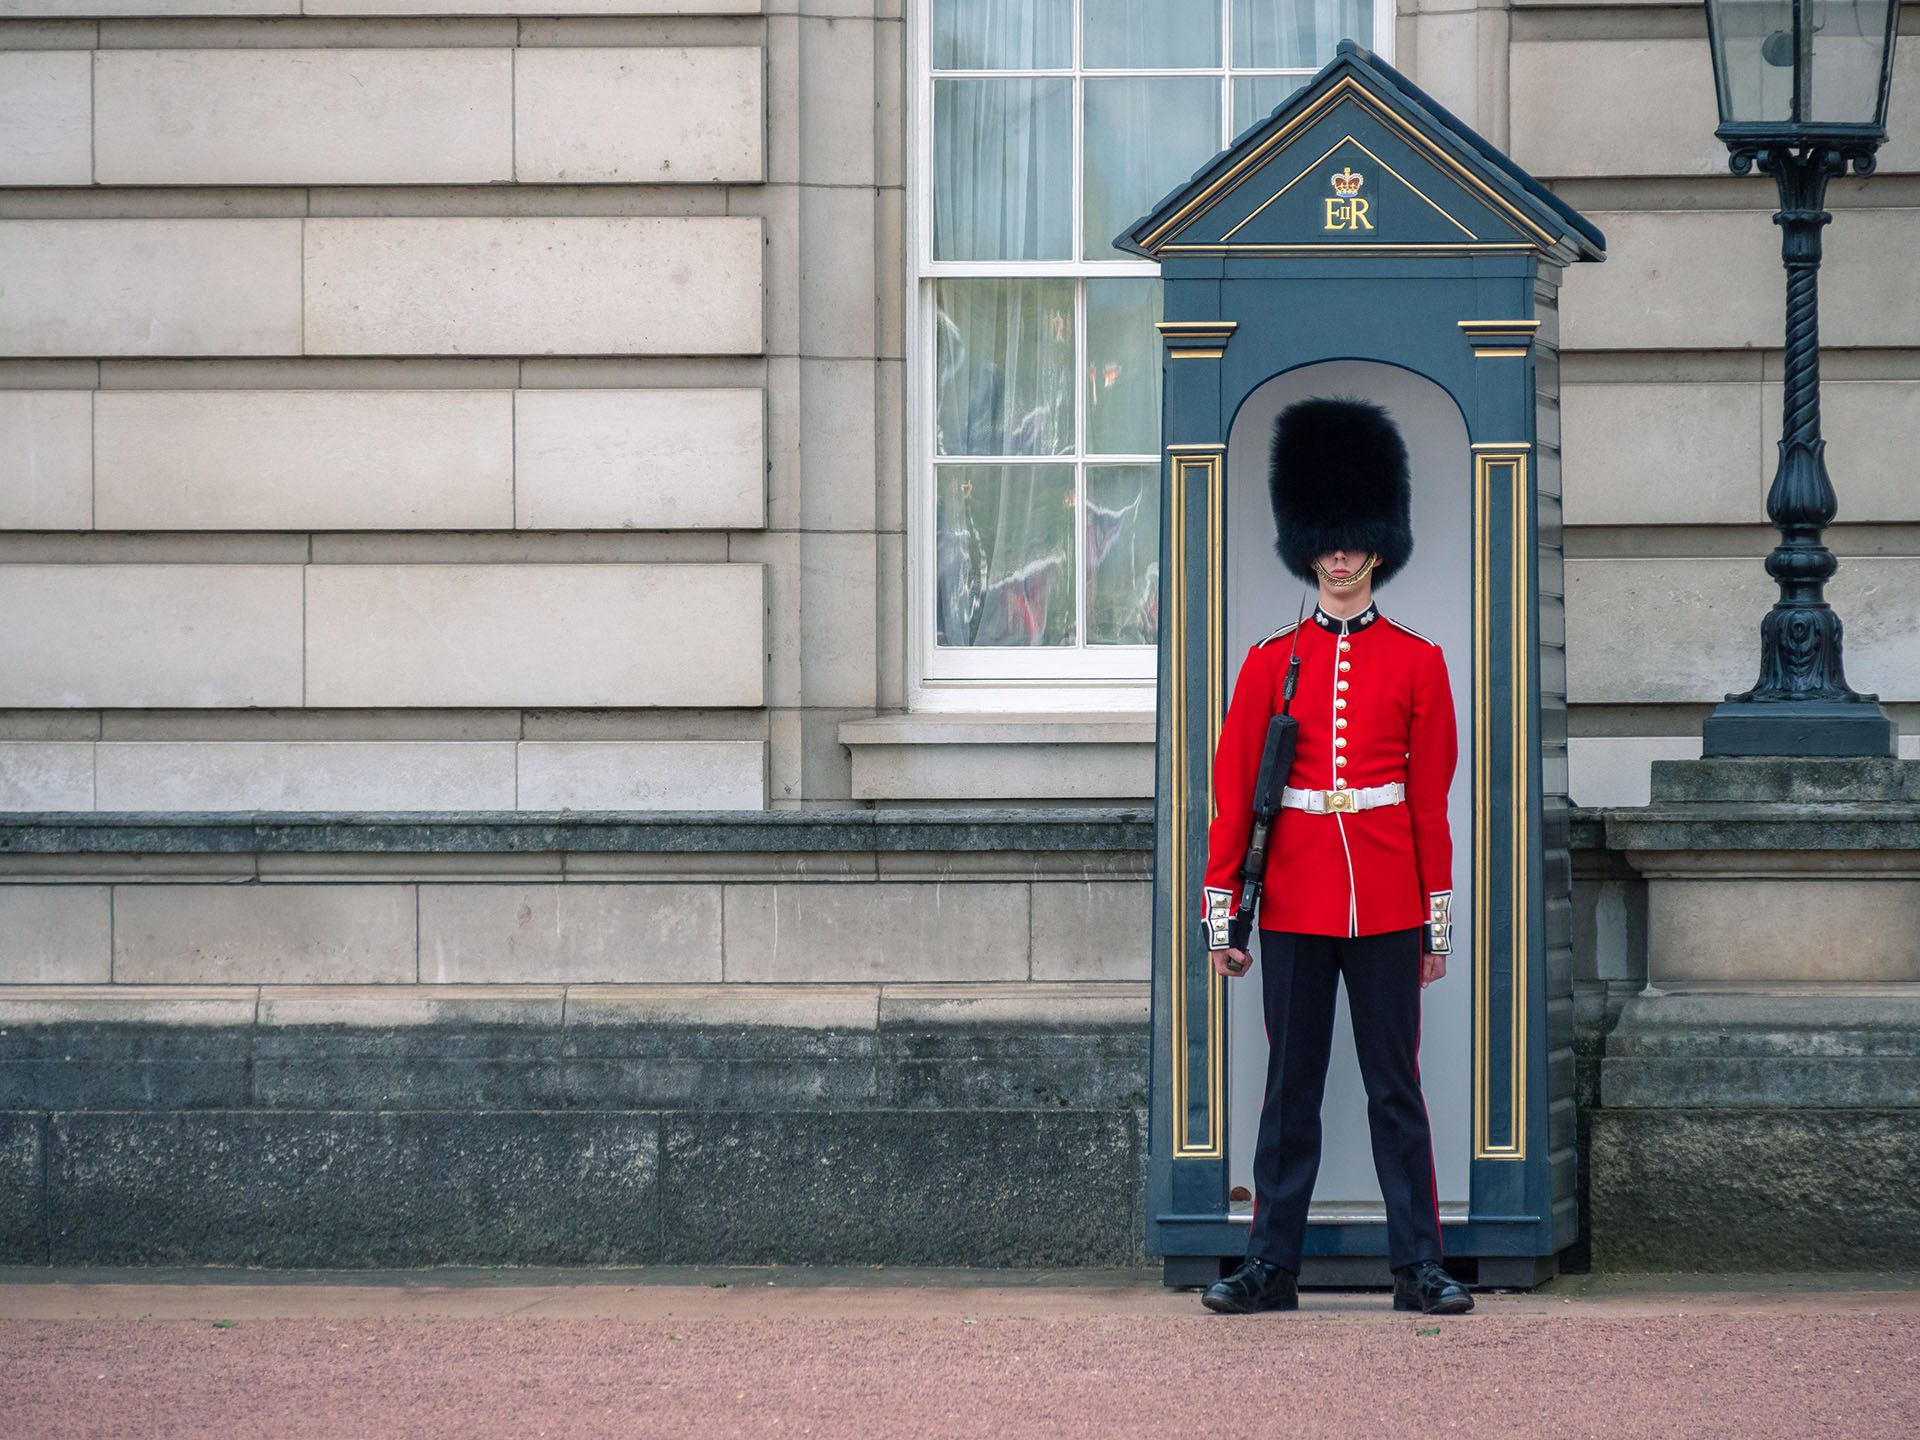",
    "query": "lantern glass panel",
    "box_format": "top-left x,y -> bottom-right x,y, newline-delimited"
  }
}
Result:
1805,0 -> 1894,126
1709,0 -> 1798,124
